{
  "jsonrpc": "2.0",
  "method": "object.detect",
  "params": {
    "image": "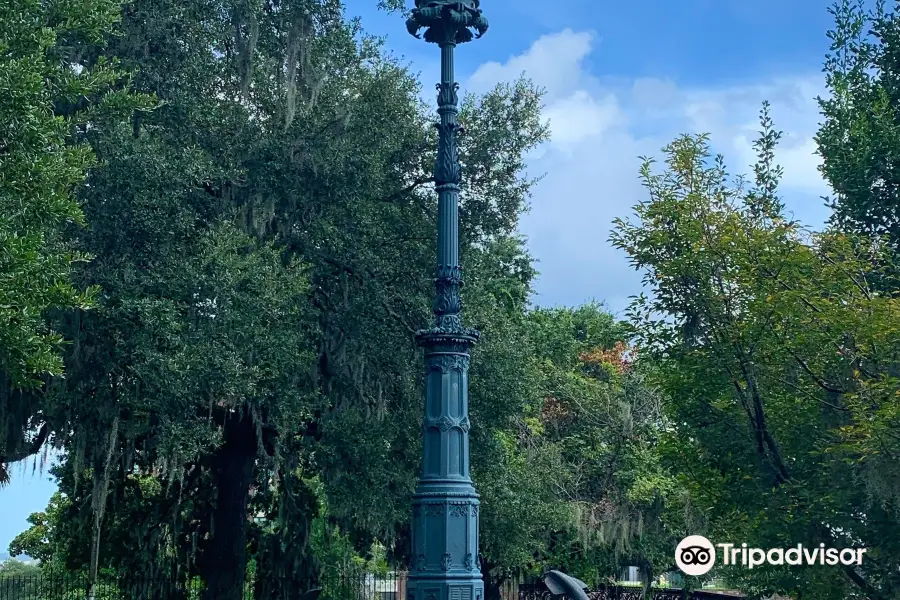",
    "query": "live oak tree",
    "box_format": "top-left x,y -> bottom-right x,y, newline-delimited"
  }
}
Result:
612,108 -> 900,599
0,0 -> 147,482
22,2 -> 555,599
32,0 -> 422,595
6,2 -> 685,597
